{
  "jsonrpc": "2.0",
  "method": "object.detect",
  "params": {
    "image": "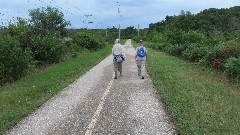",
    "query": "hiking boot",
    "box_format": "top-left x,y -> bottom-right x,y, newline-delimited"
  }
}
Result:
114,76 -> 117,79
141,76 -> 144,79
